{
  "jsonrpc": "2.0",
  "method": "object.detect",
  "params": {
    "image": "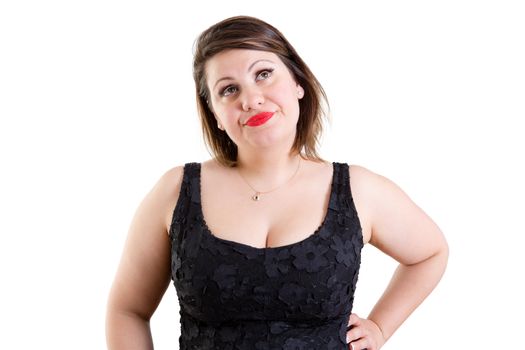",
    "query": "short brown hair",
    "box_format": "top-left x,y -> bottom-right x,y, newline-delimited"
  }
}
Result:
192,15 -> 330,167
